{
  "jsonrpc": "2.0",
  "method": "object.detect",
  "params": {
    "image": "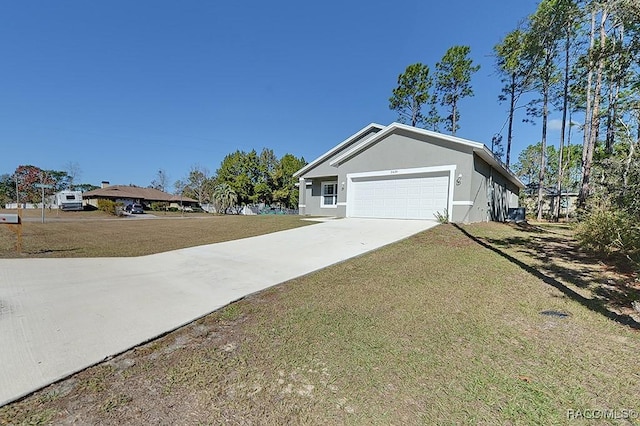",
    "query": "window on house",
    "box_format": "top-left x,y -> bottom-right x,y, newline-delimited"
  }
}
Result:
321,182 -> 338,208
